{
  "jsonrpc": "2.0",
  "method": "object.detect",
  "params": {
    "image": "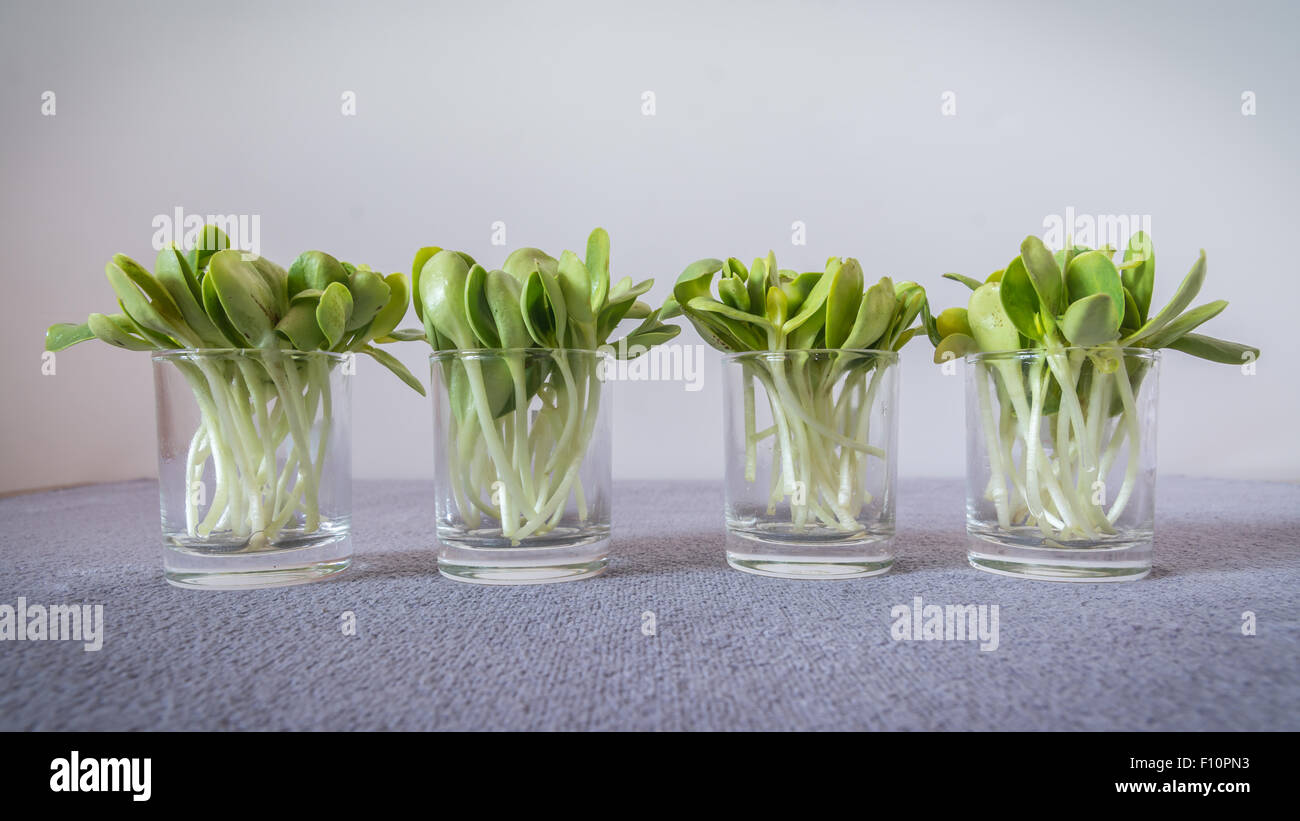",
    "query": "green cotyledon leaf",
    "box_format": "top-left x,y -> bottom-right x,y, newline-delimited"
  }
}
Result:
87,313 -> 154,350
410,246 -> 441,322
1122,231 -> 1155,323
463,264 -> 499,348
672,258 -> 725,307
45,322 -> 95,352
485,269 -> 531,348
275,294 -> 327,350
288,250 -> 348,297
316,281 -> 354,349
967,282 -> 1021,352
585,228 -> 611,312
999,255 -> 1044,341
208,249 -> 279,347
1123,250 -> 1206,345
360,344 -> 426,396
419,249 -> 477,349
1166,332 -> 1259,364
355,273 -> 411,347
1020,235 -> 1064,315
823,258 -> 864,349
345,268 -> 391,332
1064,250 -> 1125,329
1060,292 -> 1120,346
155,246 -> 225,346
932,332 -> 978,364
943,272 -> 984,291
840,277 -> 895,350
